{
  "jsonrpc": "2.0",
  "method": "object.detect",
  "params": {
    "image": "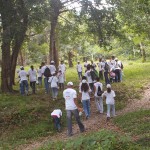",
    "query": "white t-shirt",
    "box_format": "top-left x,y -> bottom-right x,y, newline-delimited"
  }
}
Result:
76,64 -> 82,72
102,90 -> 116,105
94,82 -> 103,97
63,88 -> 77,110
111,60 -> 116,67
91,63 -> 96,69
84,62 -> 88,68
57,72 -> 64,83
101,62 -> 105,70
85,70 -> 93,83
19,70 -> 28,81
58,64 -> 66,73
48,76 -> 58,88
51,109 -> 62,118
49,65 -> 56,74
28,69 -> 37,82
37,69 -> 42,77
